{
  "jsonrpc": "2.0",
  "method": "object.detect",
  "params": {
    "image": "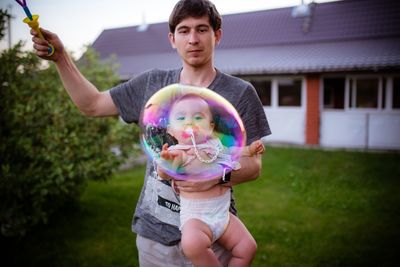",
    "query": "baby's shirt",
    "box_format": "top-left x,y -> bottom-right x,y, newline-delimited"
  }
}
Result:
168,138 -> 241,171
